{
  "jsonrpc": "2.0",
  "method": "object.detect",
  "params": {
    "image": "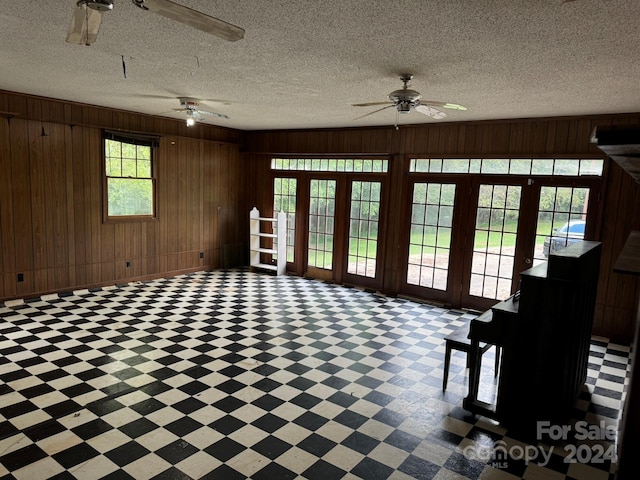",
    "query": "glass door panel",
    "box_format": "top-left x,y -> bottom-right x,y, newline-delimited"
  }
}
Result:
274,177 -> 297,263
308,179 -> 336,271
534,186 -> 589,264
469,184 -> 522,301
407,183 -> 456,291
347,181 -> 381,278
